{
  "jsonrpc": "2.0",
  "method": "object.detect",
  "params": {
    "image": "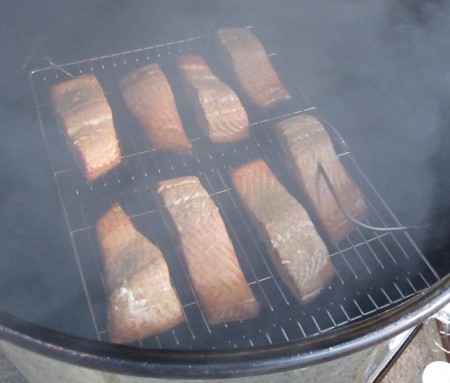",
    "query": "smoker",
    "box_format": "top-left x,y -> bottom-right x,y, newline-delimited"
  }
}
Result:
1,1 -> 449,382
